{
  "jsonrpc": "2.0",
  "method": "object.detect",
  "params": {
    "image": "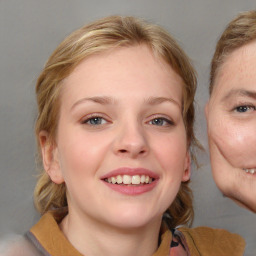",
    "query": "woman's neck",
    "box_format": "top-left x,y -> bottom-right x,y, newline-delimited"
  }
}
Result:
59,211 -> 162,256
